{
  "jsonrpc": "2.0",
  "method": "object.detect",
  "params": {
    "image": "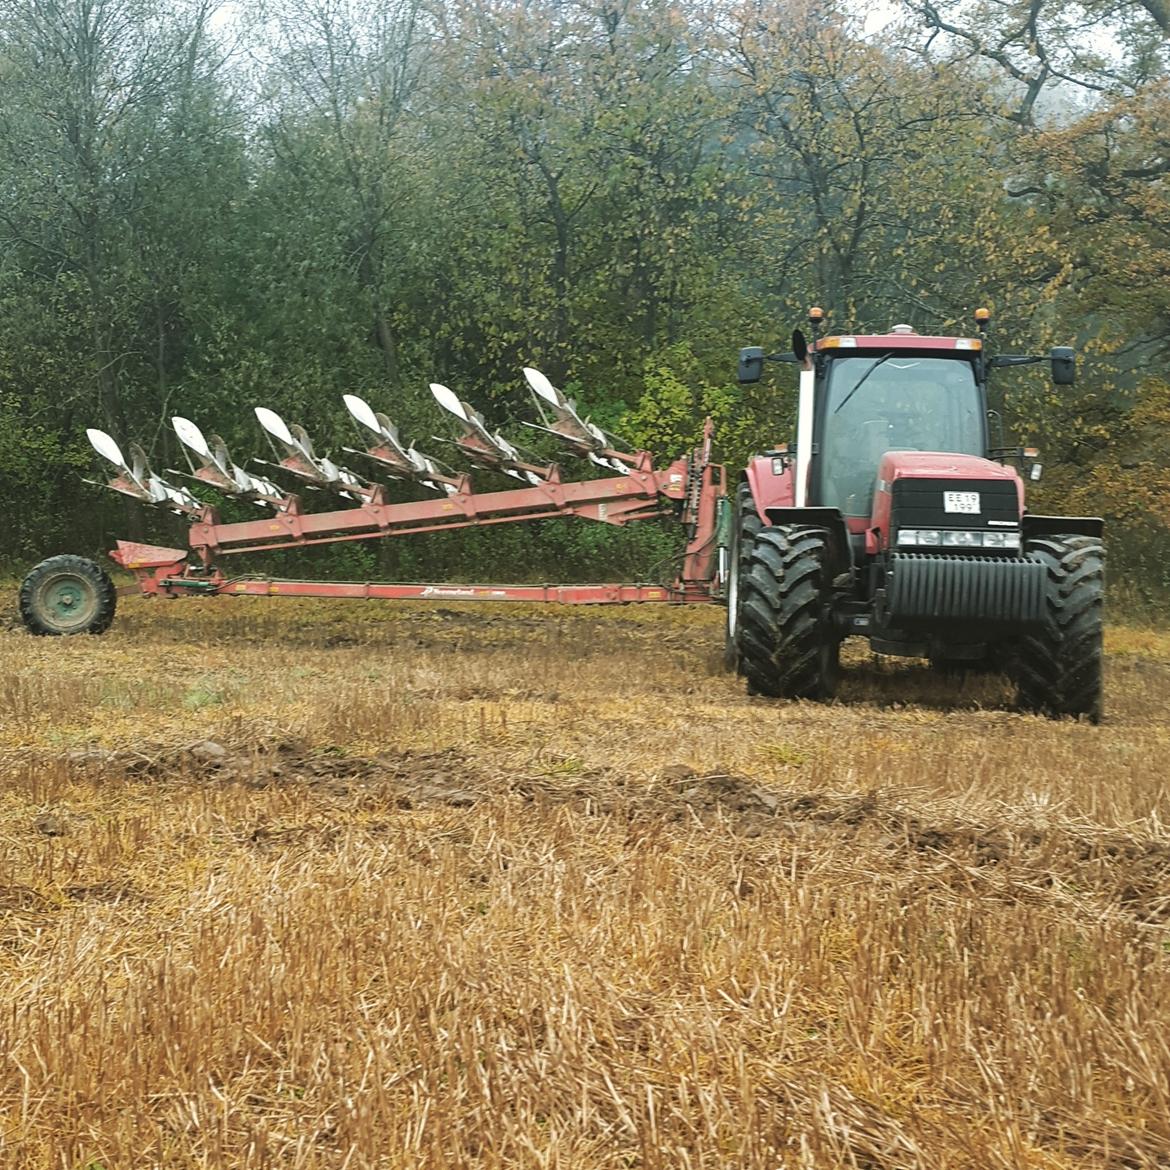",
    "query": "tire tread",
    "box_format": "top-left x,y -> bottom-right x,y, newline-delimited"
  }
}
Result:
19,554 -> 117,637
1014,535 -> 1104,721
738,524 -> 839,699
